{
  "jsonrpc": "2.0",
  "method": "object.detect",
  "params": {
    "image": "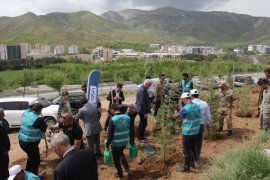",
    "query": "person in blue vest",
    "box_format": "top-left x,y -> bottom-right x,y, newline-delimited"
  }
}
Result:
168,92 -> 201,172
18,103 -> 50,176
8,165 -> 40,180
180,73 -> 193,93
106,103 -> 134,179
